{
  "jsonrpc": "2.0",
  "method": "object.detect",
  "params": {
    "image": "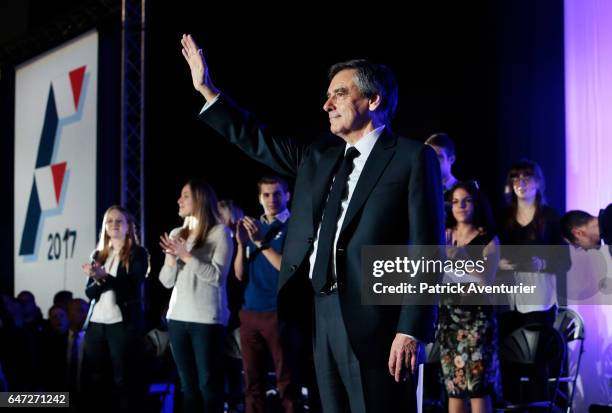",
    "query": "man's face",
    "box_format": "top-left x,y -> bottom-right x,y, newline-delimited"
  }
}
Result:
49,307 -> 69,334
323,69 -> 376,140
259,183 -> 290,217
17,292 -> 36,316
429,145 -> 455,180
572,218 -> 601,249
